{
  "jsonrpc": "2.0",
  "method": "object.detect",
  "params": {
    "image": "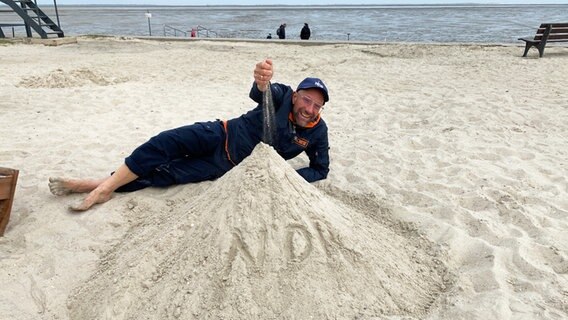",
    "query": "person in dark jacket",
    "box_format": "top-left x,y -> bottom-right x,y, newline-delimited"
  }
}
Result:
300,23 -> 311,40
49,59 -> 330,211
277,23 -> 286,39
